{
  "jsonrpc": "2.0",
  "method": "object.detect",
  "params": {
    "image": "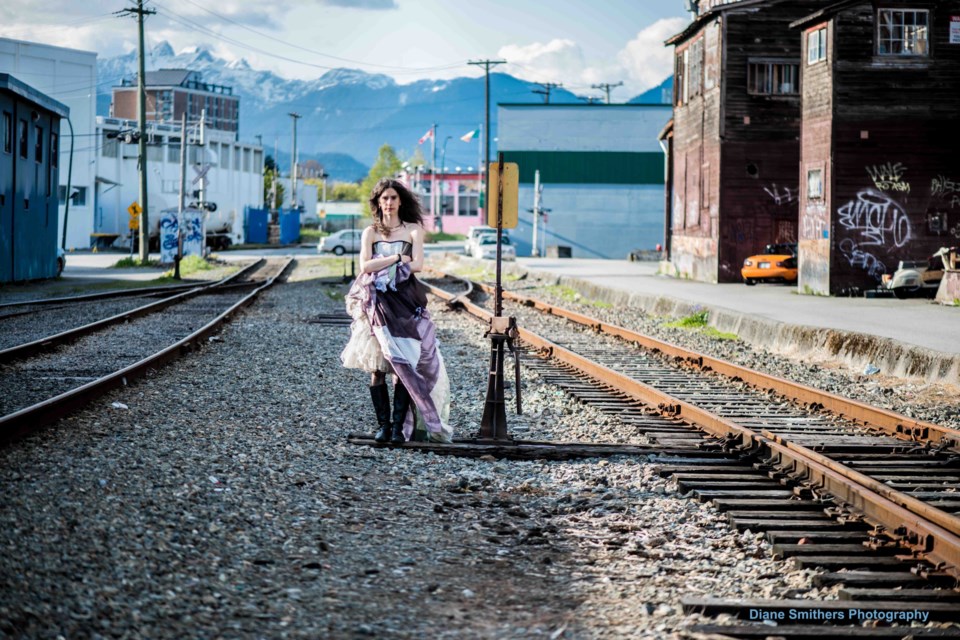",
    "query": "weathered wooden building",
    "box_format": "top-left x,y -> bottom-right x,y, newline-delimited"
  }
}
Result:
793,0 -> 960,294
666,0 -> 825,282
